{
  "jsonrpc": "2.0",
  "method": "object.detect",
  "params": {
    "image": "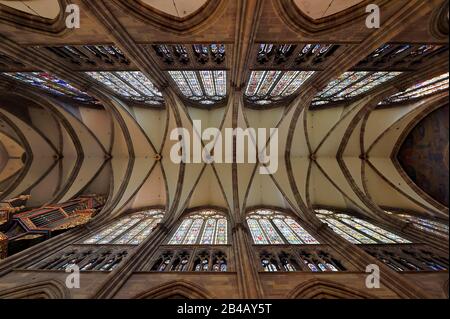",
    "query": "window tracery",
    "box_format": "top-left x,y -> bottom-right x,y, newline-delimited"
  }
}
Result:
253,43 -> 339,69
32,247 -> 129,272
2,72 -> 98,104
363,245 -> 448,272
149,249 -> 228,272
43,45 -> 131,69
247,209 -> 319,245
152,44 -> 226,67
385,210 -> 449,237
85,71 -> 164,105
380,72 -> 449,104
168,70 -> 227,106
82,209 -> 164,246
312,71 -> 402,106
168,210 -> 228,245
316,209 -> 411,244
244,71 -> 315,106
354,44 -> 448,71
257,248 -> 347,273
